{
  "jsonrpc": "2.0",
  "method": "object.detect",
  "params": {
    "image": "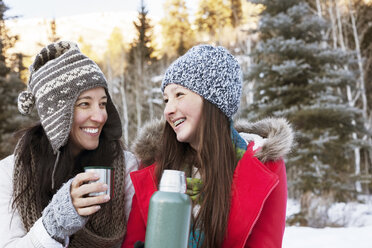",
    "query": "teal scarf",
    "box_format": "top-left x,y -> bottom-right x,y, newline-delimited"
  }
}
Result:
230,122 -> 248,161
